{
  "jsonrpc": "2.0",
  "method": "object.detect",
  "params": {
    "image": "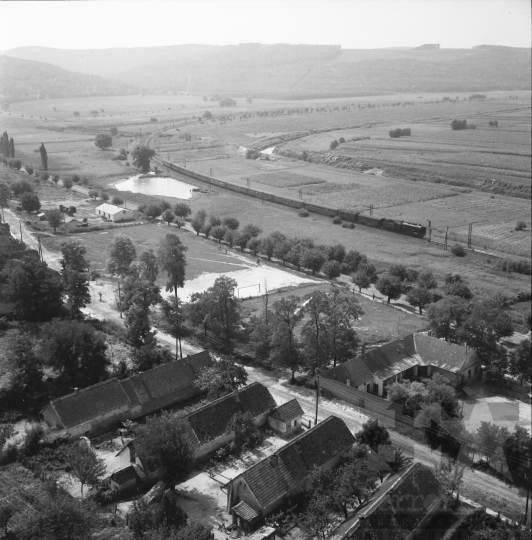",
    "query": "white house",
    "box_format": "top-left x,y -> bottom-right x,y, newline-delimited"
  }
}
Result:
95,203 -> 132,222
